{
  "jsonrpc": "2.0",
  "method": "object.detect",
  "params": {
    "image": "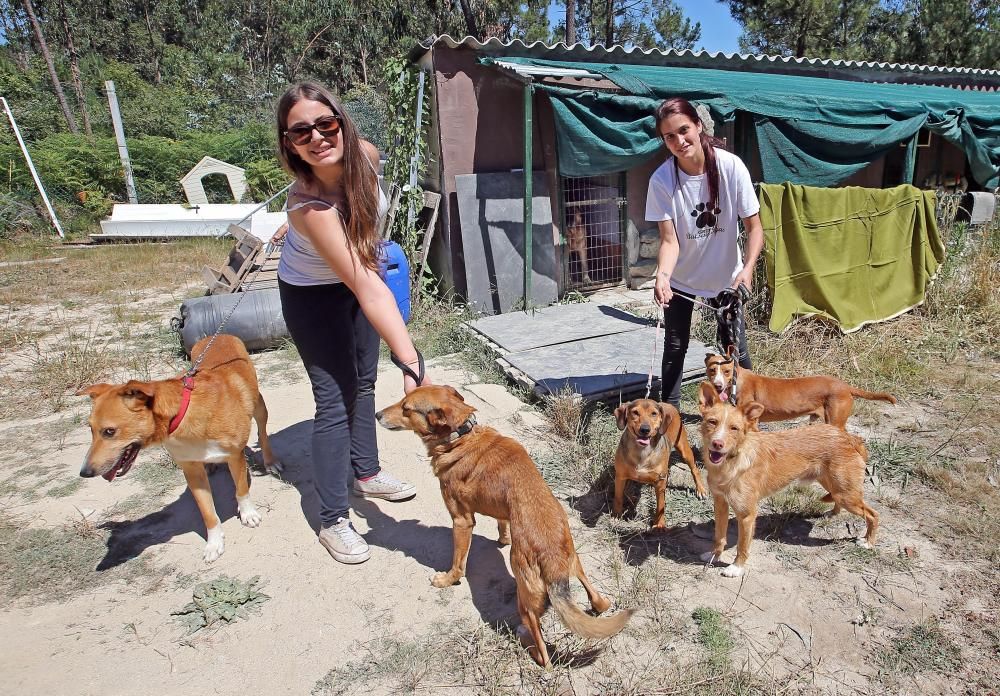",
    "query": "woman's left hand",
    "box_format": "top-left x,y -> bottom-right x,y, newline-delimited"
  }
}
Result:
731,270 -> 753,294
